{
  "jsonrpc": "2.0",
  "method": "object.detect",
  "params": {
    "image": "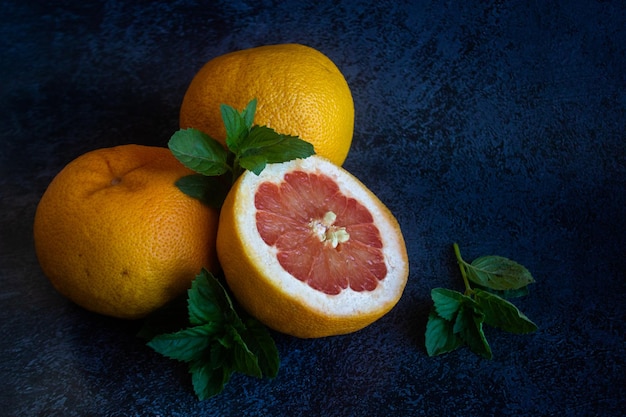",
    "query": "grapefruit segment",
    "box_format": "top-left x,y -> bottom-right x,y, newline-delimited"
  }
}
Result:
217,155 -> 409,338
